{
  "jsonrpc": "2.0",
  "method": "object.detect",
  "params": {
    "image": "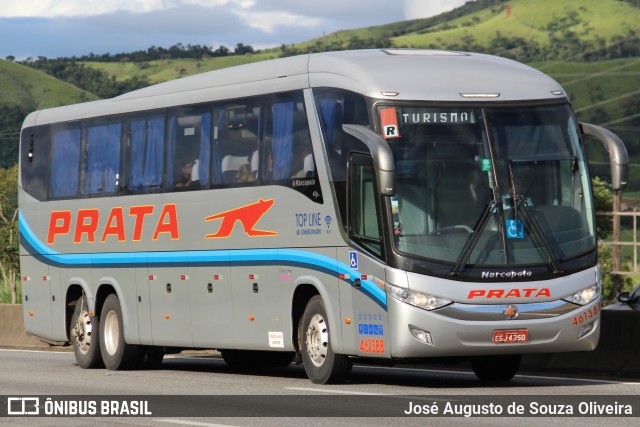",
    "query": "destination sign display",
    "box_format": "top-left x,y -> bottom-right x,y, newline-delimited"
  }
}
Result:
398,108 -> 476,125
